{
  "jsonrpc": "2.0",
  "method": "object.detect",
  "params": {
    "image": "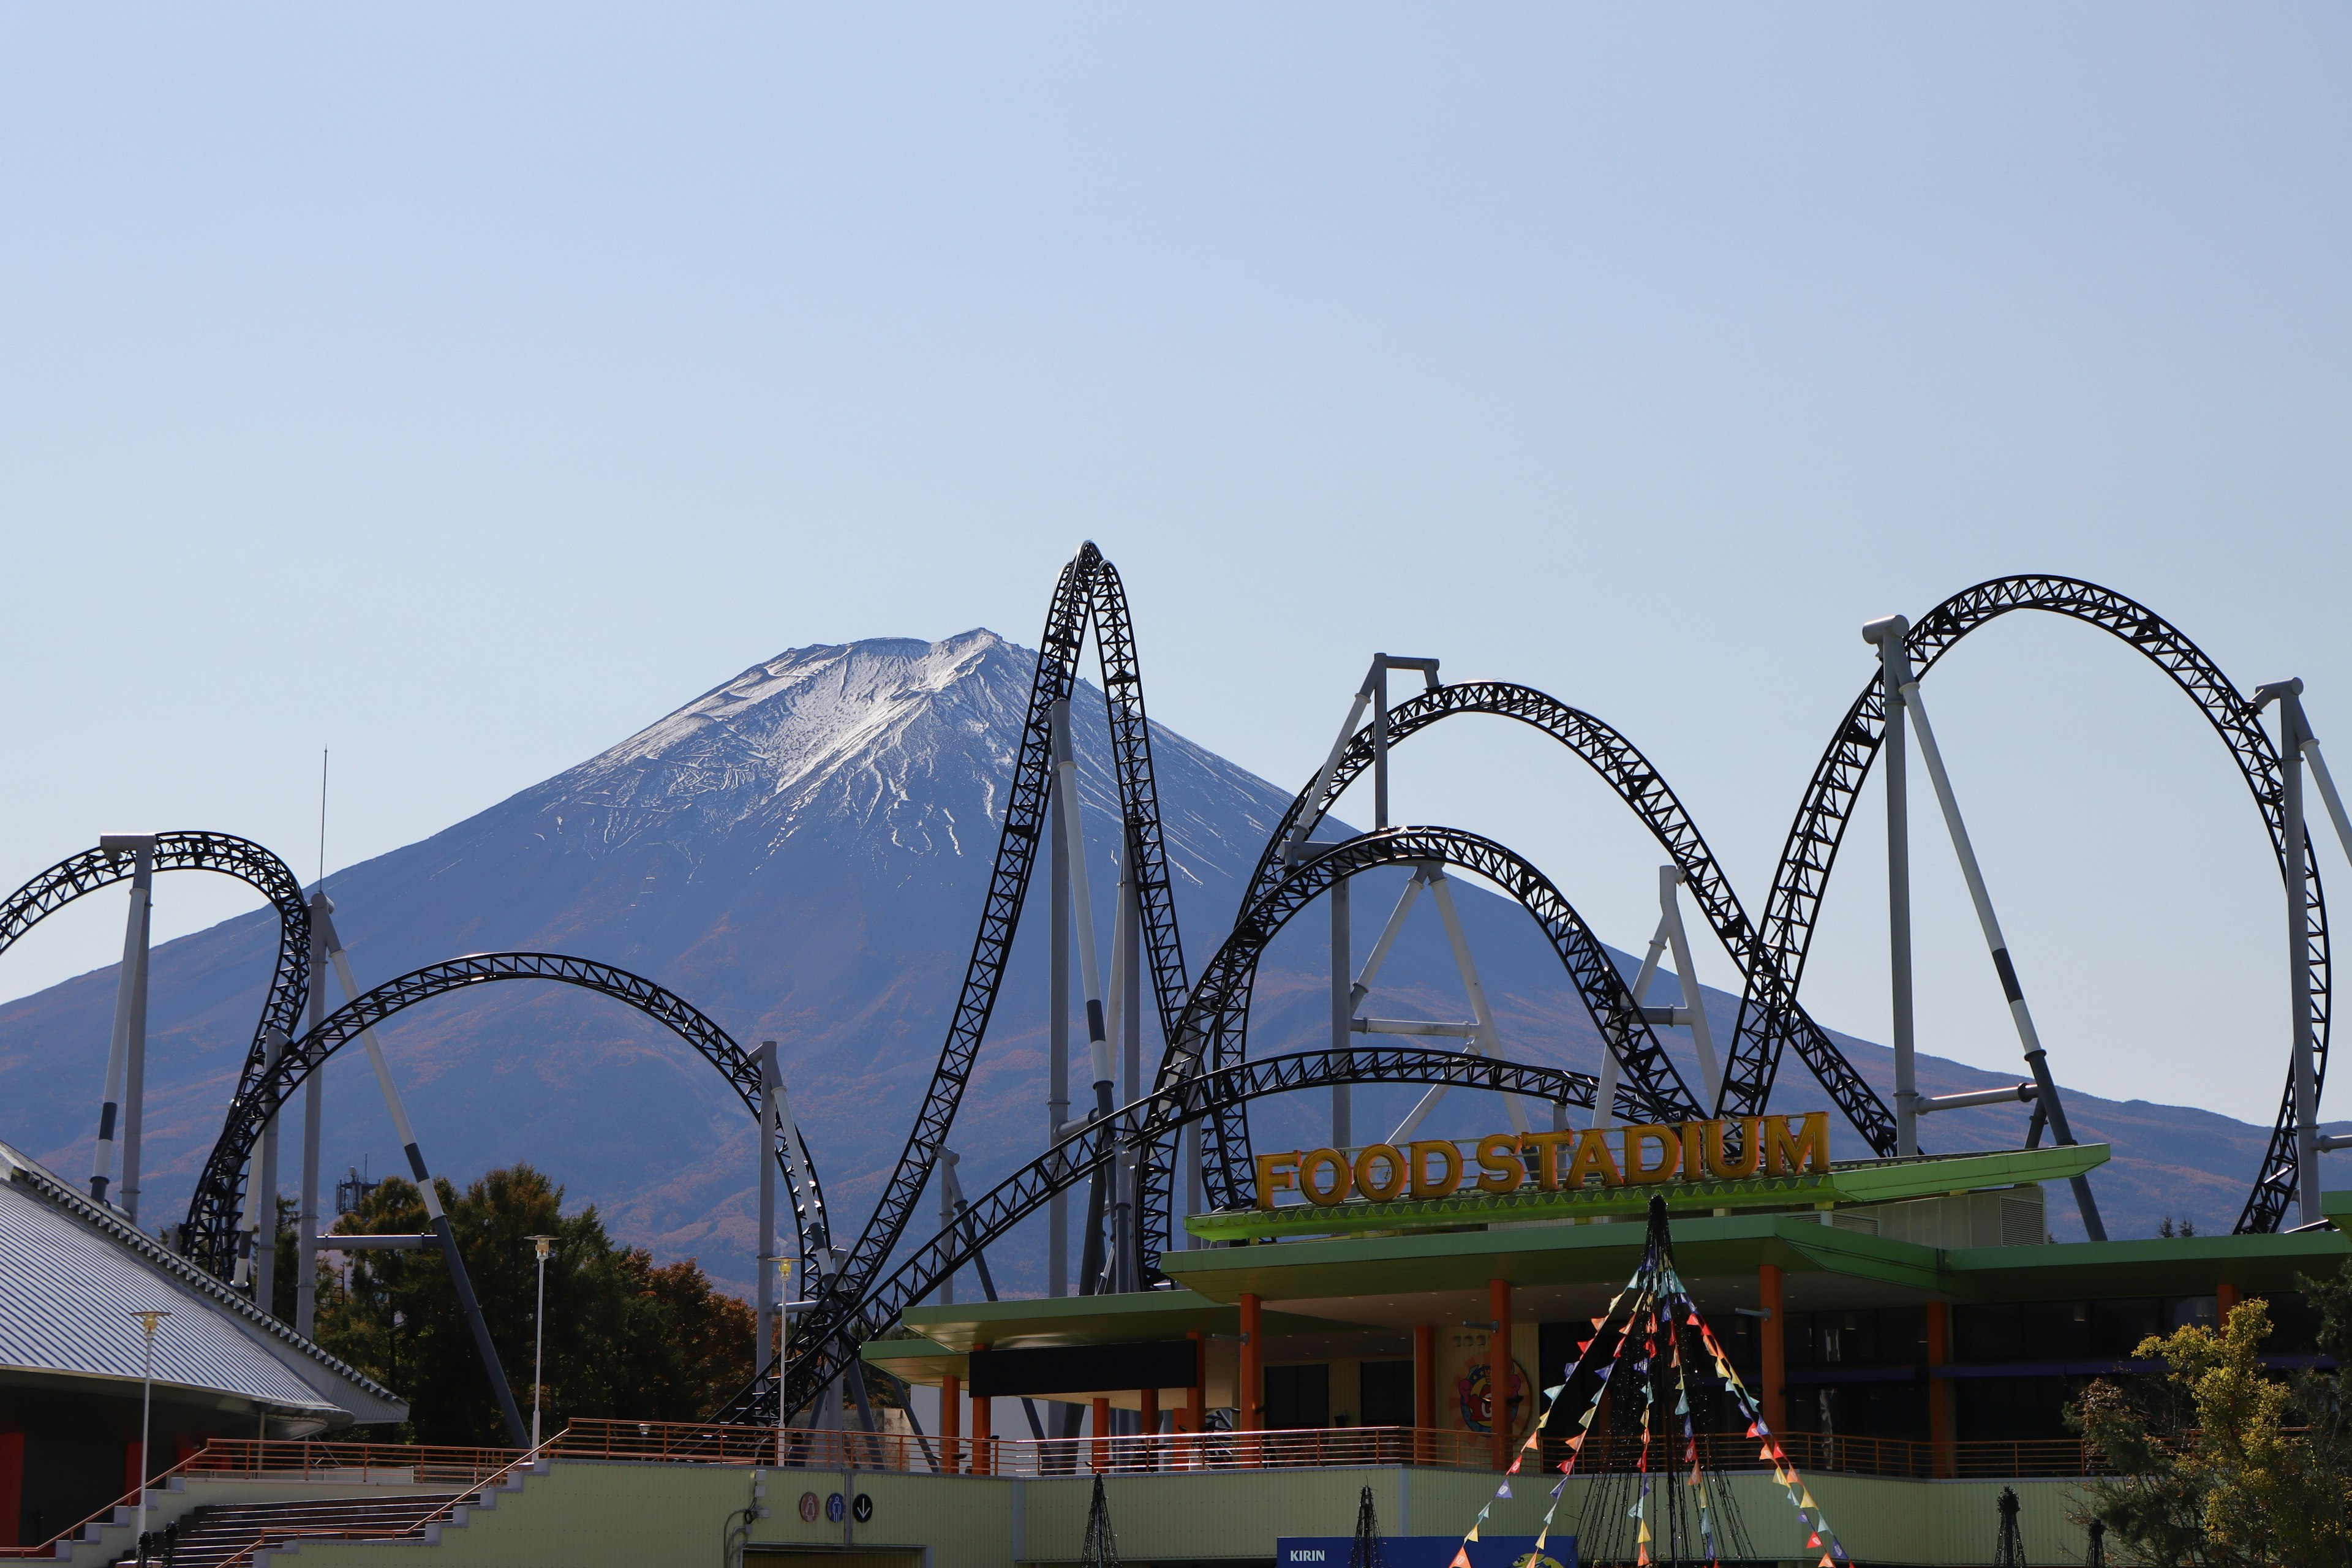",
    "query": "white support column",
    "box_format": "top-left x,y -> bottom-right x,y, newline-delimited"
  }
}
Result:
1656,867 -> 1722,1108
1331,875 -> 1352,1149
296,894 -> 328,1337
1047,772 -> 1069,1299
1427,872 -> 1528,1134
1897,670 -> 2106,1240
2256,682 -> 2323,1227
937,1149 -> 959,1308
758,1040 -> 781,1365
1864,616 -> 1920,1158
92,835 -> 154,1207
1599,907 -> 1673,1131
118,843 -> 156,1220
250,1028 -> 286,1310
1050,699 -> 1117,1294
